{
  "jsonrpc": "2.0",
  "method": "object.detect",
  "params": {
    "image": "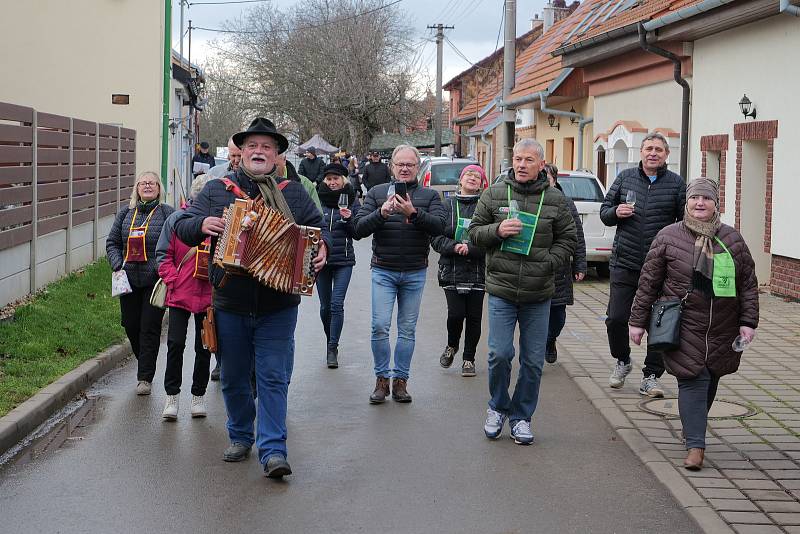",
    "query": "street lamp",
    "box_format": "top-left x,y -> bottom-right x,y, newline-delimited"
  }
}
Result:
569,107 -> 577,124
739,94 -> 757,120
547,114 -> 560,131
